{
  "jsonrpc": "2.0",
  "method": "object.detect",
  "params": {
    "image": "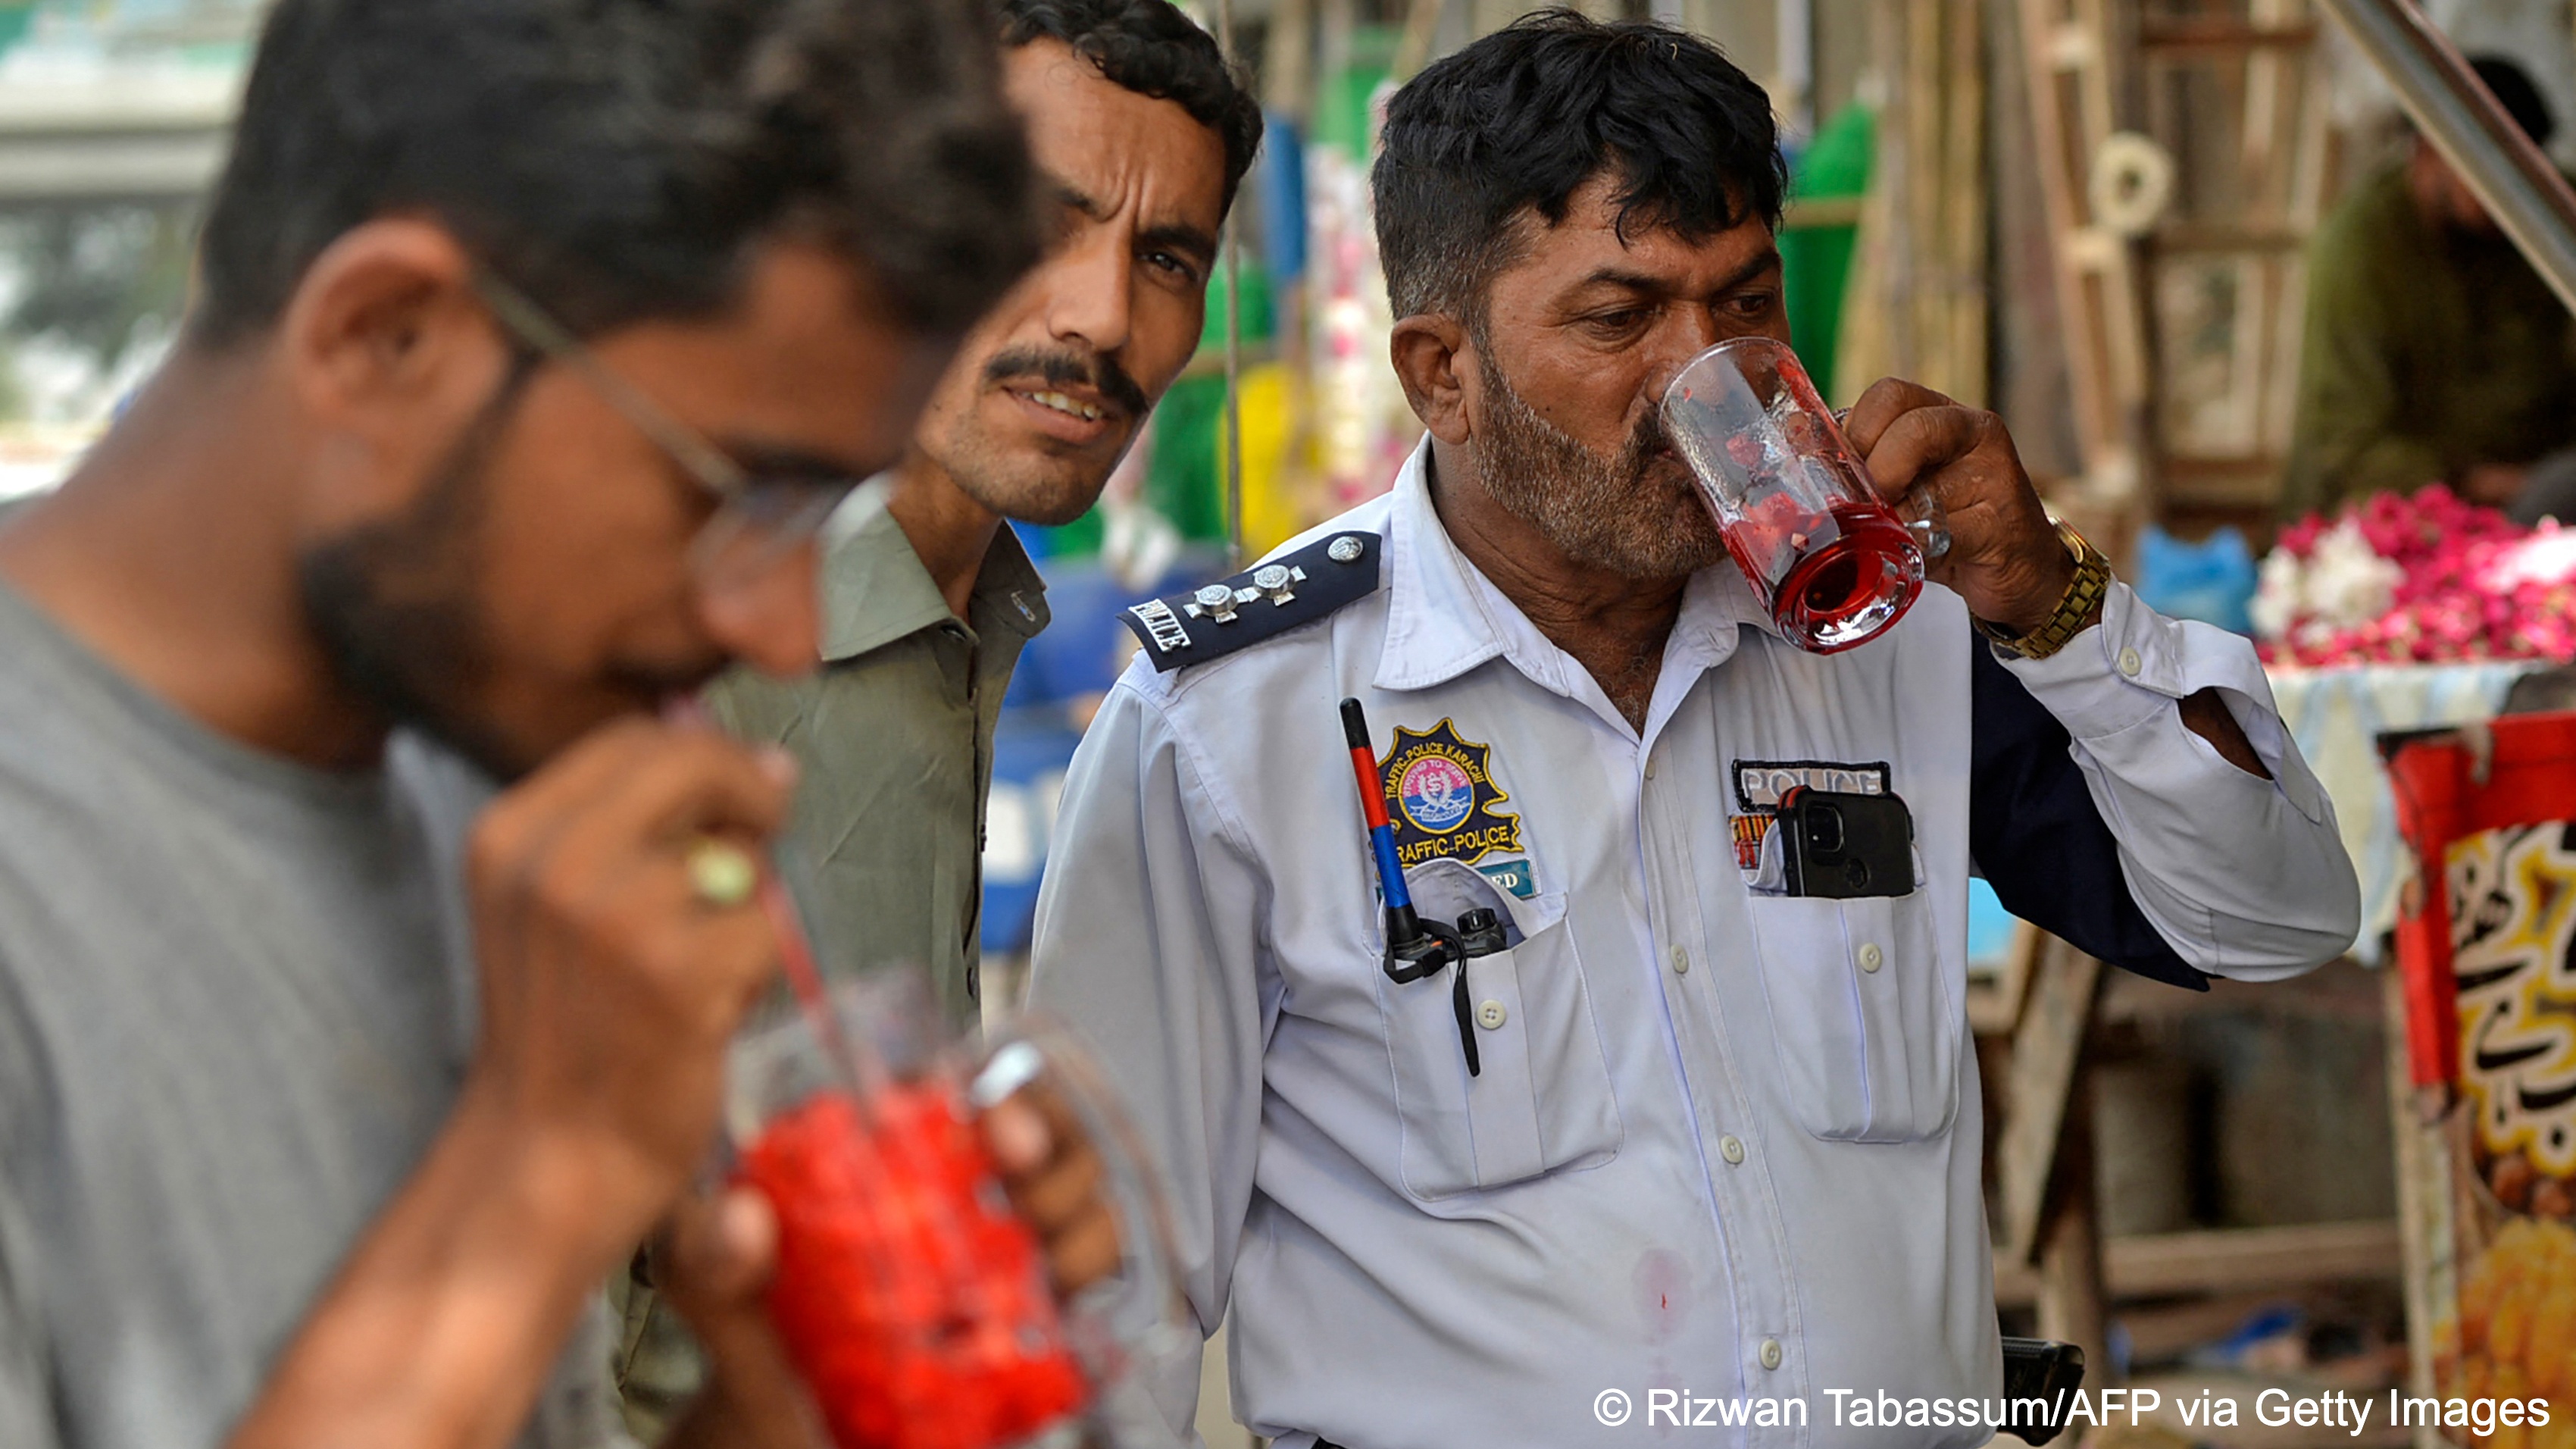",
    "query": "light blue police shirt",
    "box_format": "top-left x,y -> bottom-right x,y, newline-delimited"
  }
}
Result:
1027,440 -> 2359,1449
